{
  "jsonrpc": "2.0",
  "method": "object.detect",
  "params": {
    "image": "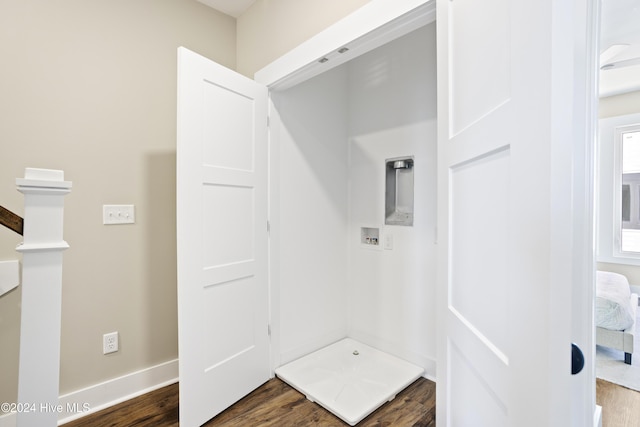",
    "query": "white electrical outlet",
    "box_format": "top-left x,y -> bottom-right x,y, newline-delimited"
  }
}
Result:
384,233 -> 394,250
103,331 -> 119,354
